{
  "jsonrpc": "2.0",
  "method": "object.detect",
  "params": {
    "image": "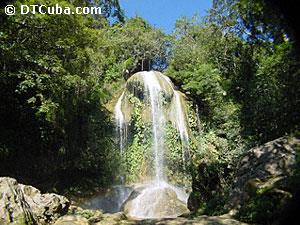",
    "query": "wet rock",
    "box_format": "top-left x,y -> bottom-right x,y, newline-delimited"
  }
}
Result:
123,185 -> 189,219
120,71 -> 178,125
126,71 -> 174,102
